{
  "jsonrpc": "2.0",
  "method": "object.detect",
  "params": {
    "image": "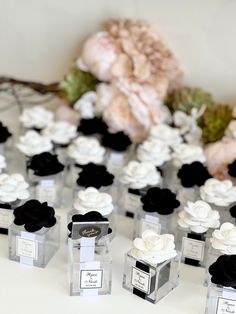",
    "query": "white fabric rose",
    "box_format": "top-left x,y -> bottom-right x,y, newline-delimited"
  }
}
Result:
42,121 -> 77,145
74,91 -> 98,119
73,187 -> 113,216
131,230 -> 177,264
119,160 -> 162,189
16,131 -> 53,156
137,138 -> 171,167
67,136 -> 105,165
210,223 -> 236,254
149,124 -> 183,149
19,106 -> 54,129
200,178 -> 236,207
178,200 -> 220,233
172,143 -> 206,168
0,155 -> 6,173
0,173 -> 30,203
